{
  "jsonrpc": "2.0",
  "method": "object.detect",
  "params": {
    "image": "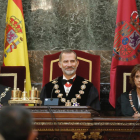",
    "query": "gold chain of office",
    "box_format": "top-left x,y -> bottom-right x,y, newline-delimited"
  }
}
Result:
52,78 -> 89,106
129,90 -> 139,114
